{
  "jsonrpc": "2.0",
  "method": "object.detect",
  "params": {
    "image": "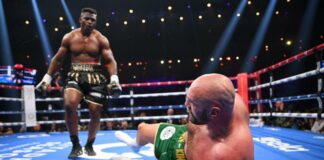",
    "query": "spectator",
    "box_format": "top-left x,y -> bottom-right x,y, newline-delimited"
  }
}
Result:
120,121 -> 129,130
311,118 -> 324,133
166,108 -> 174,124
102,121 -> 116,130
